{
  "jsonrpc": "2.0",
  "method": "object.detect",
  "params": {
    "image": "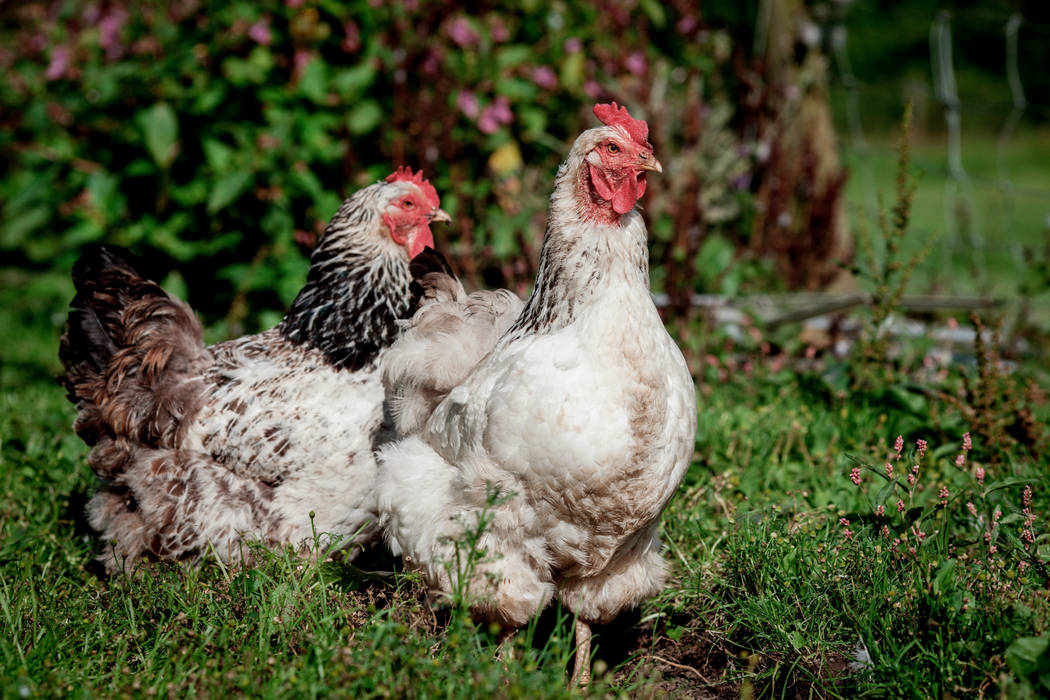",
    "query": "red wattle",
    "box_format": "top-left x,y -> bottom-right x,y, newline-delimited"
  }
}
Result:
588,163 -> 615,201
588,165 -> 646,216
408,225 -> 434,259
611,174 -> 639,215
